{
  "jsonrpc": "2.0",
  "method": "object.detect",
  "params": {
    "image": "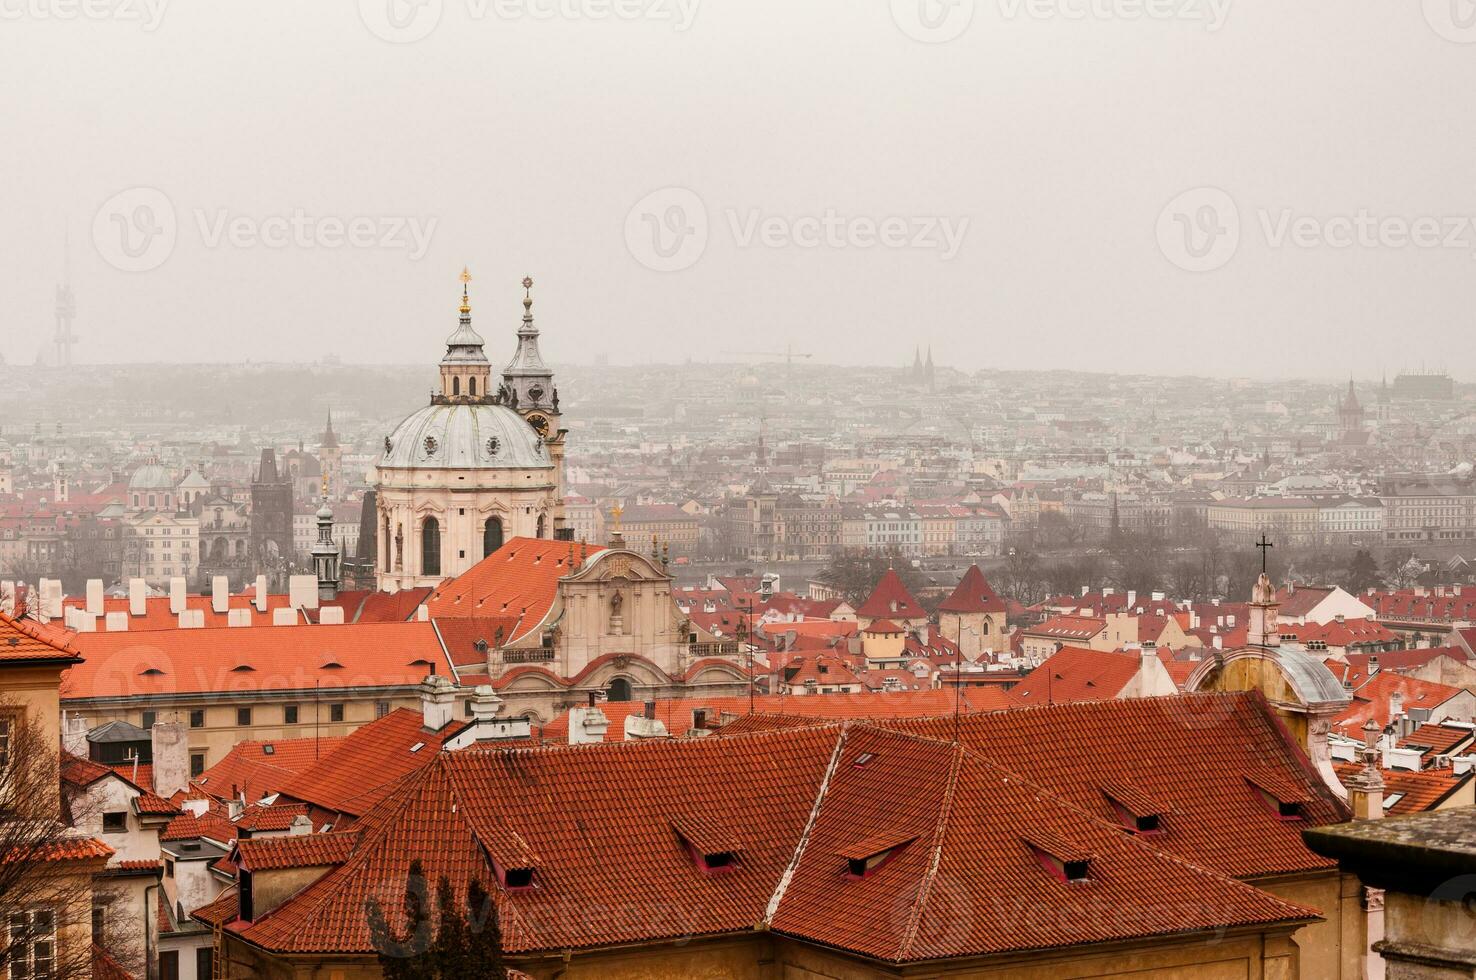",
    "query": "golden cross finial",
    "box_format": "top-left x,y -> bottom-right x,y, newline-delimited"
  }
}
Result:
611,504 -> 623,530
522,275 -> 533,294
321,472 -> 329,498
459,267 -> 472,316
